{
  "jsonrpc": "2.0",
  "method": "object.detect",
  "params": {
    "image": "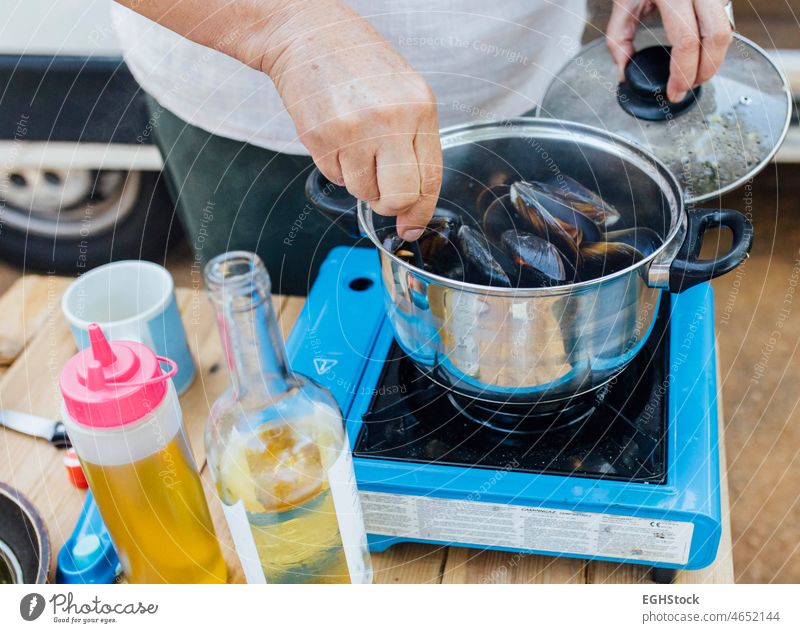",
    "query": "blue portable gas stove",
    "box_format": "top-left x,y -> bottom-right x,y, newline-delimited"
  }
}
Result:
287,247 -> 722,579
